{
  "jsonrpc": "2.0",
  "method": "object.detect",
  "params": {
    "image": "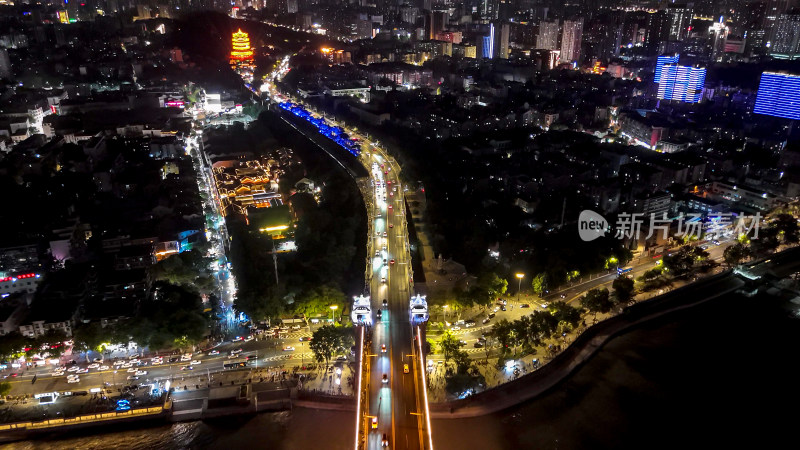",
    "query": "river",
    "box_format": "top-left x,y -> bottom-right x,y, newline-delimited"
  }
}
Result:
3,291 -> 798,450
